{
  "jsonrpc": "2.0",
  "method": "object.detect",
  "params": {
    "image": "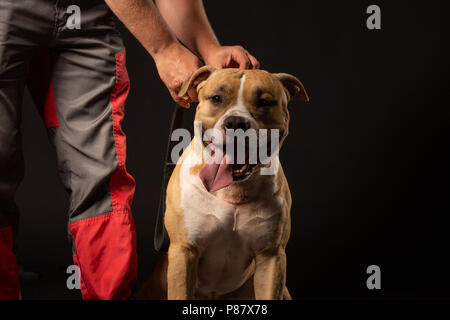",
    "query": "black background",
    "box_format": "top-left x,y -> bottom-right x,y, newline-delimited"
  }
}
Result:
15,0 -> 449,299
